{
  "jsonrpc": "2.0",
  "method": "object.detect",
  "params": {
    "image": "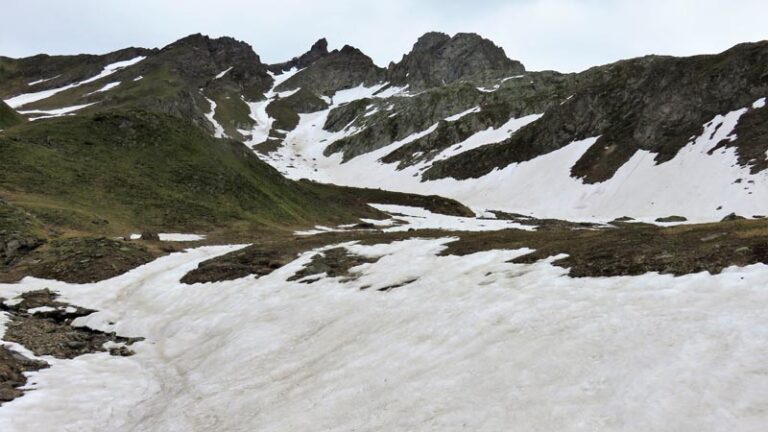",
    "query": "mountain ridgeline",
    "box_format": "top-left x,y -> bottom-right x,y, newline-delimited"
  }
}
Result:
1,31 -> 767,222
